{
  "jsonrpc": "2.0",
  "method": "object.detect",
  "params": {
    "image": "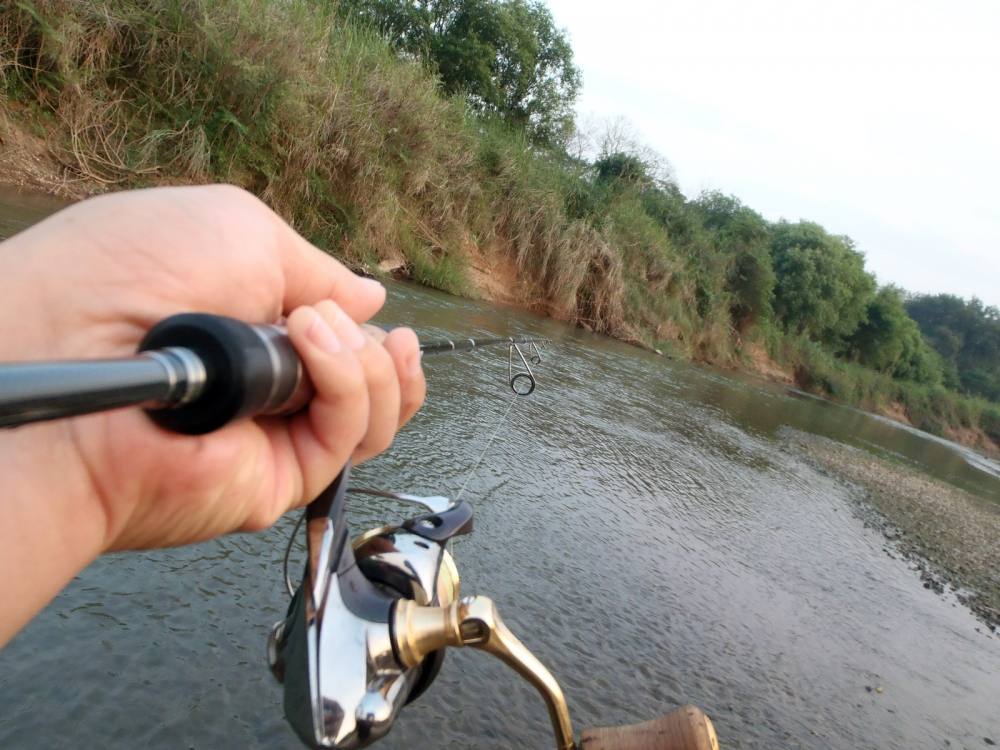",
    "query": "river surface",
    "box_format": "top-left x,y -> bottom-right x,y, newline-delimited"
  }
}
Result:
1,188 -> 999,749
